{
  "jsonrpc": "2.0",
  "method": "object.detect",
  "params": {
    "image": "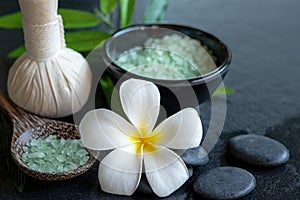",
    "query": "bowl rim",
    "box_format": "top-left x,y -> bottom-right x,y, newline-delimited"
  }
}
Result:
103,23 -> 232,87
